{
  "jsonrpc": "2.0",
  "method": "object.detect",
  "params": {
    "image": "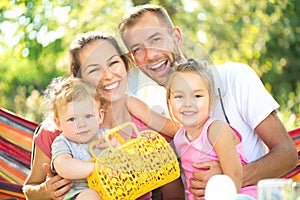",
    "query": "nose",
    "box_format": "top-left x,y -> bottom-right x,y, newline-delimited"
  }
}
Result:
102,66 -> 114,80
183,97 -> 195,107
144,47 -> 159,62
76,118 -> 86,129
